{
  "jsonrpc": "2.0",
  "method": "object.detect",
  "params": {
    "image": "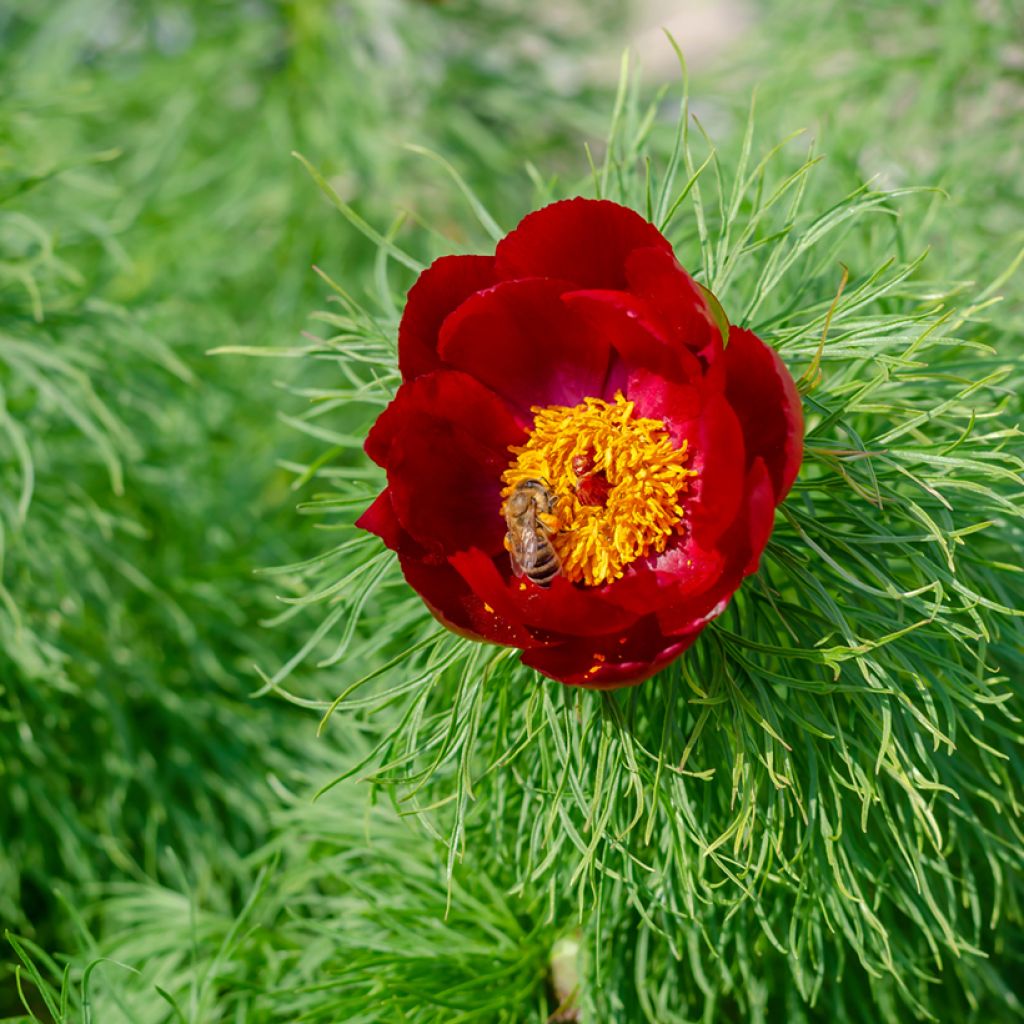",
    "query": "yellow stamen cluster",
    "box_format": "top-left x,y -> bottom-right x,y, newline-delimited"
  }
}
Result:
501,392 -> 696,587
